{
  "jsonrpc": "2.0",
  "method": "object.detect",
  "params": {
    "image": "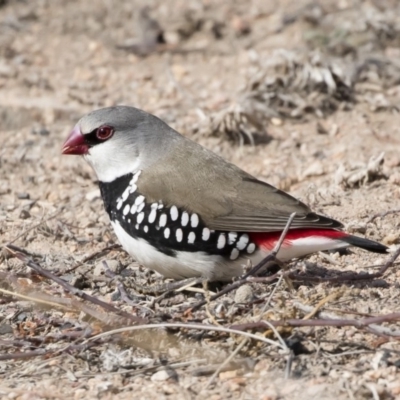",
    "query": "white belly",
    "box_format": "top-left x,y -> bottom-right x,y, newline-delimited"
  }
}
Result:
111,221 -> 259,281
